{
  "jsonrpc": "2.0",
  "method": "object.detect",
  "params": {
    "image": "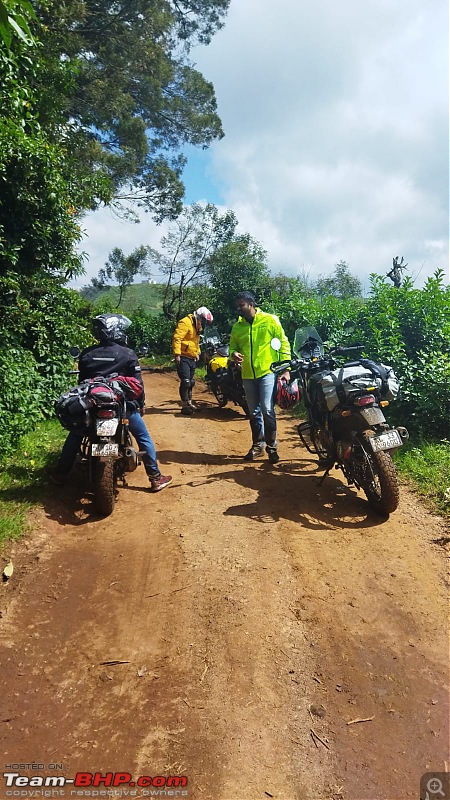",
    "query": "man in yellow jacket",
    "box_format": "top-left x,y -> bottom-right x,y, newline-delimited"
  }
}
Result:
229,292 -> 290,462
172,306 -> 213,414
